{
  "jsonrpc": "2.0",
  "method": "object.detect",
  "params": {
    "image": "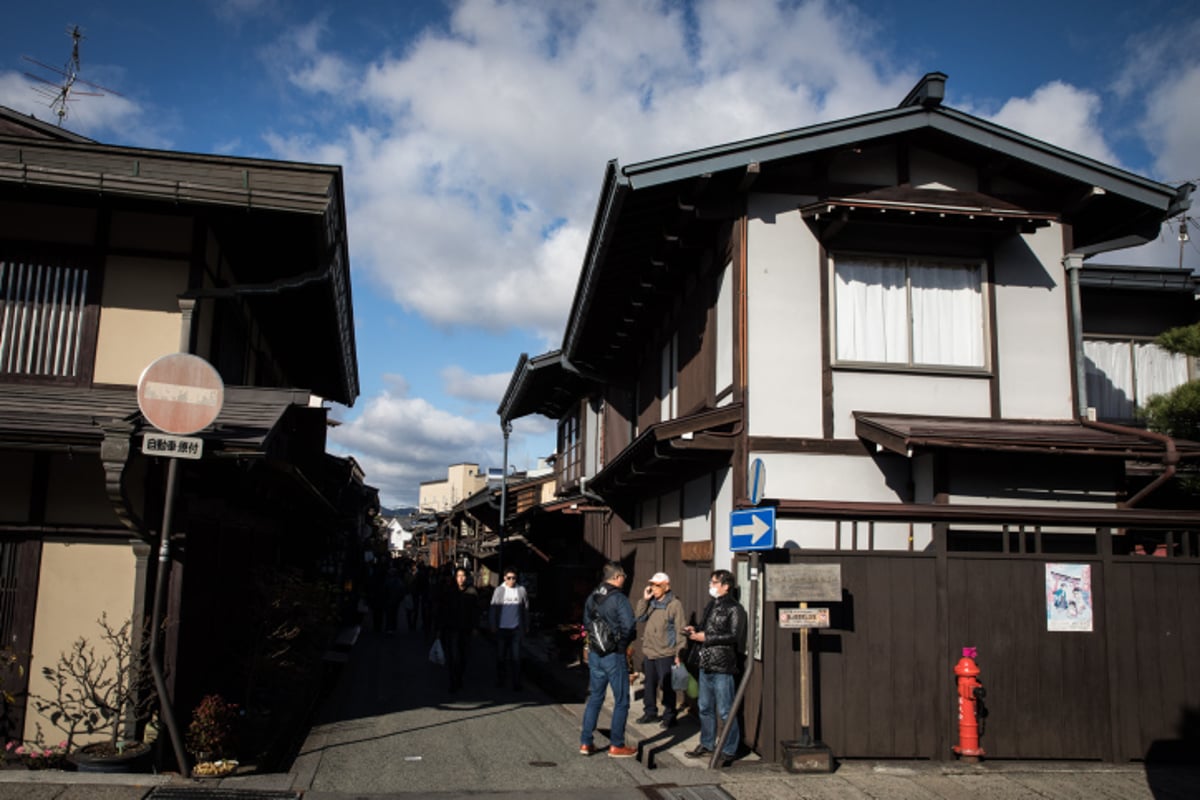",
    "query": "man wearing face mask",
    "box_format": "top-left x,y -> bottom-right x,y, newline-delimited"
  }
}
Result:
683,569 -> 746,767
